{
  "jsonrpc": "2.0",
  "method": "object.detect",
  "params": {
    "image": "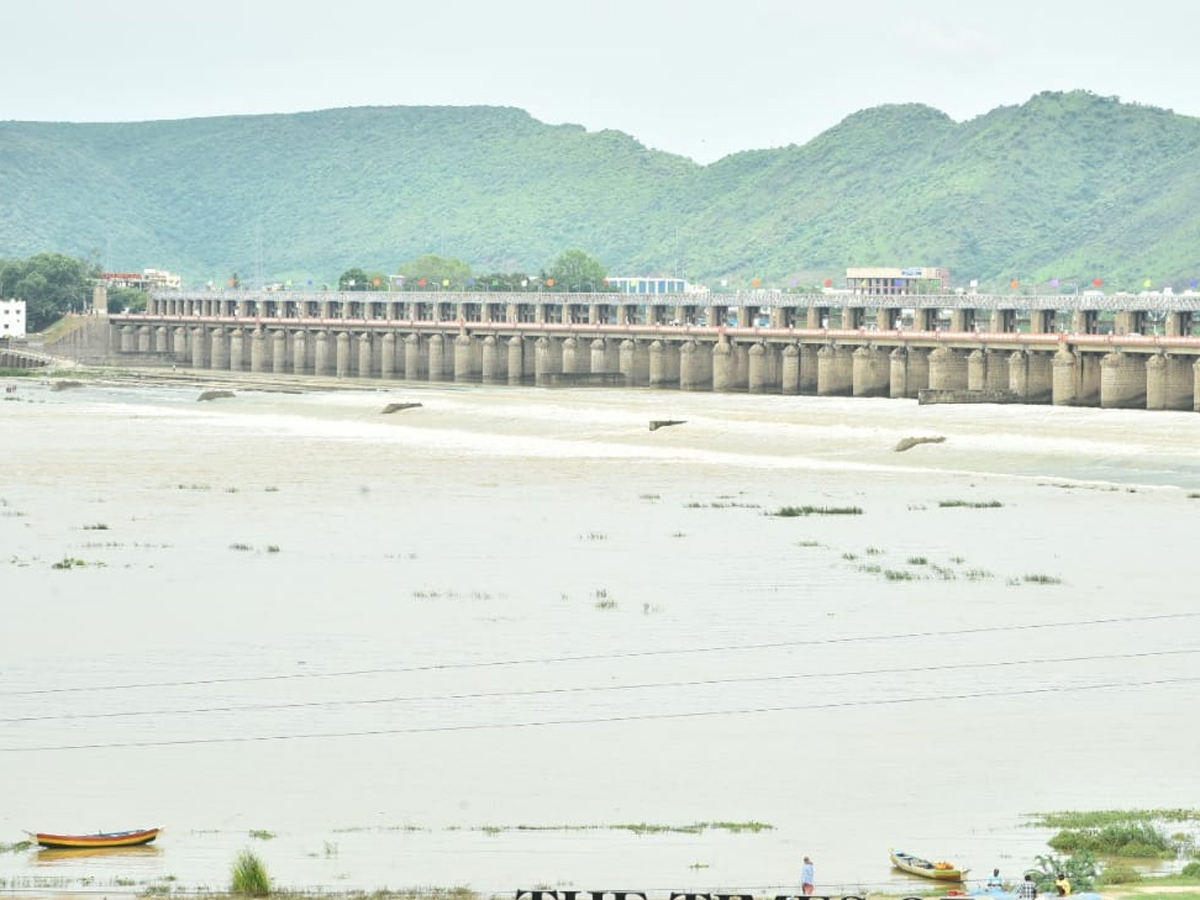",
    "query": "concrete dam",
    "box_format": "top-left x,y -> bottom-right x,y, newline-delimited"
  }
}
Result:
83,289 -> 1200,411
